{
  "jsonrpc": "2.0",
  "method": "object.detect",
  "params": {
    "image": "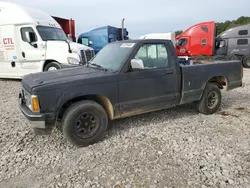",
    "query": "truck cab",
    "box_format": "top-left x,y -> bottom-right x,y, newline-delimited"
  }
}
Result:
77,26 -> 129,55
176,21 -> 216,57
0,2 -> 95,79
176,21 -> 250,68
215,24 -> 250,68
